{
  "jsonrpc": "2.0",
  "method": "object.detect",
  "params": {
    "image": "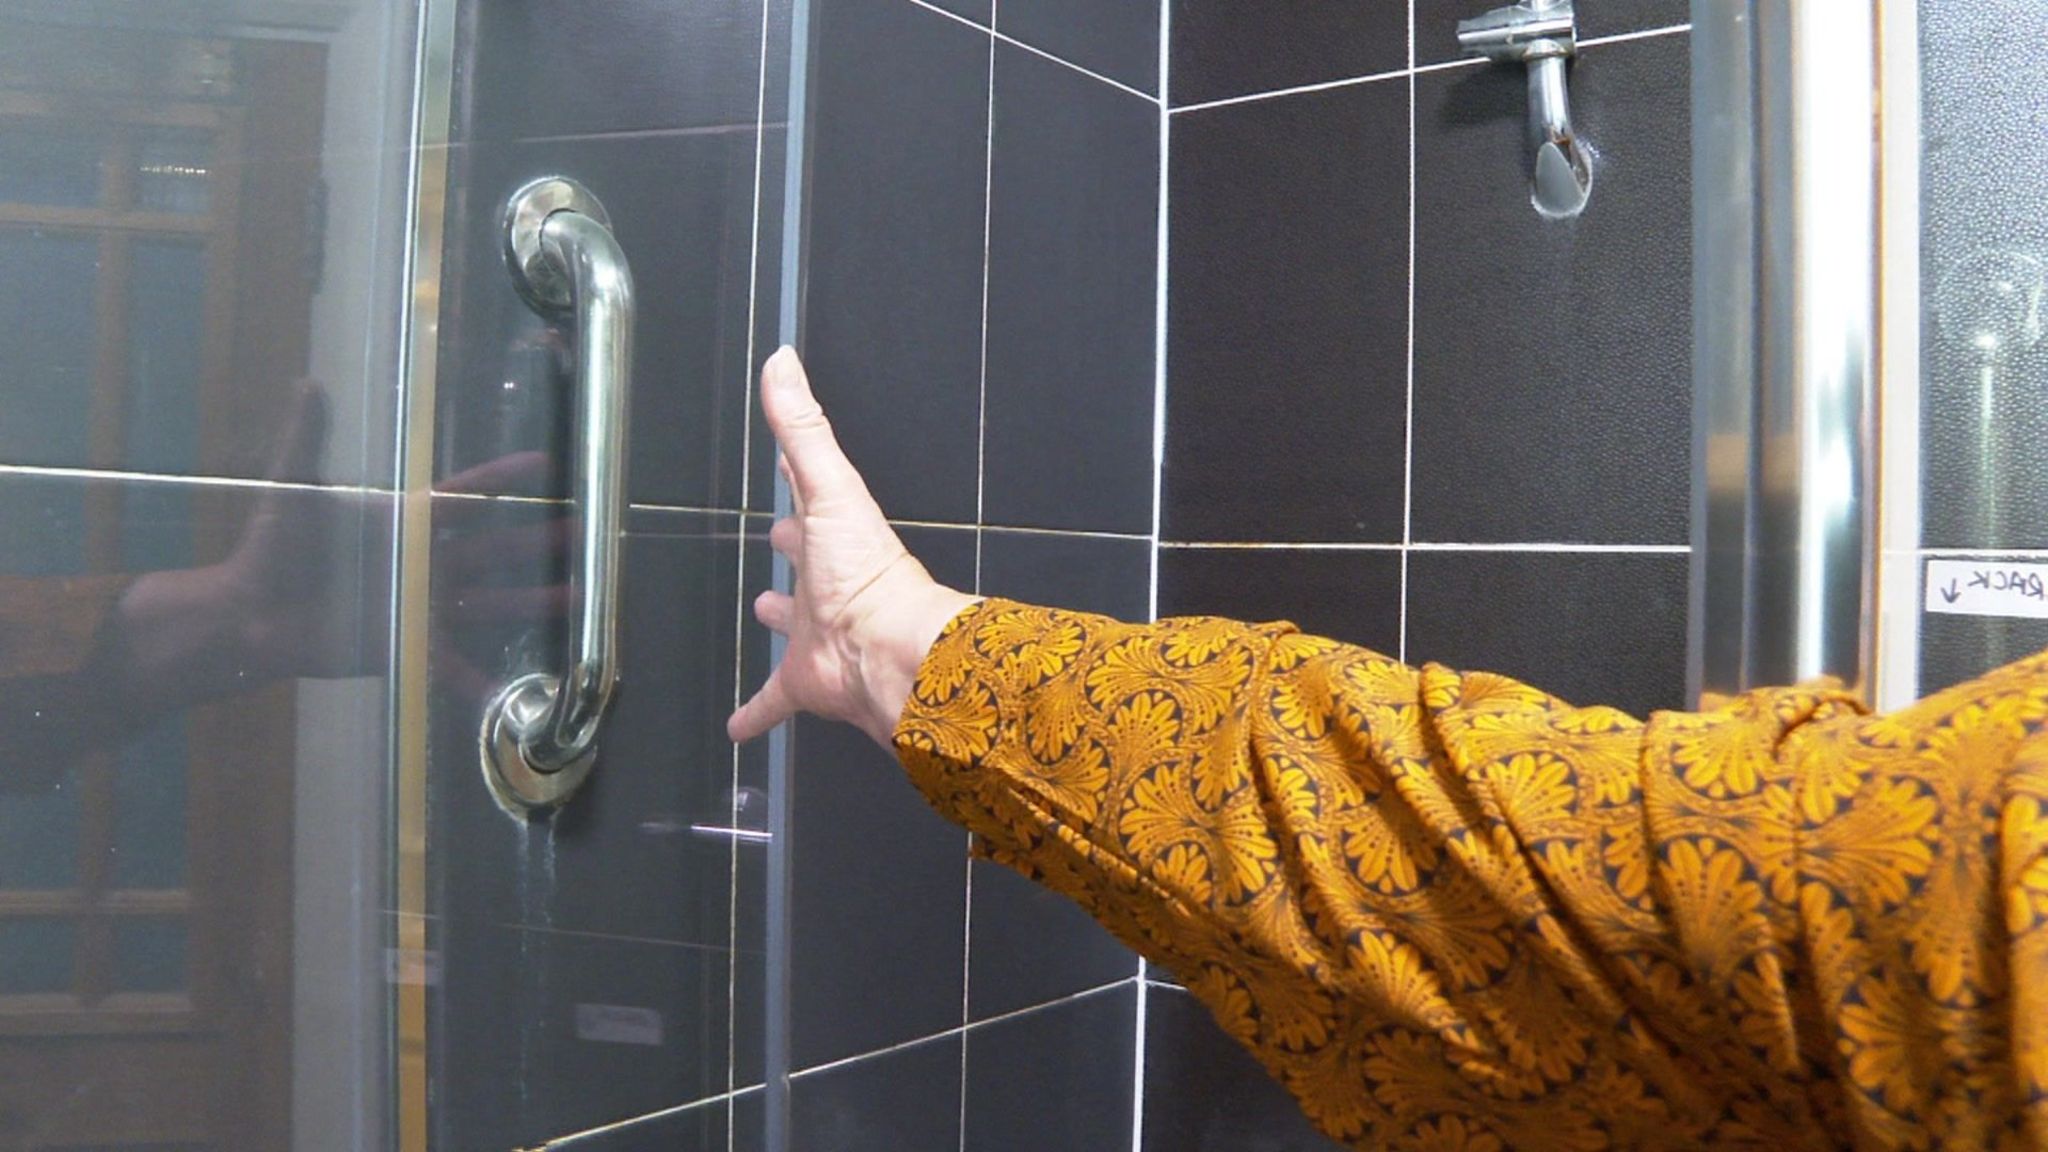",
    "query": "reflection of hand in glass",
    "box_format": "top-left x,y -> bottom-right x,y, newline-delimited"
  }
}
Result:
0,380 -> 566,771
113,381 -> 391,701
